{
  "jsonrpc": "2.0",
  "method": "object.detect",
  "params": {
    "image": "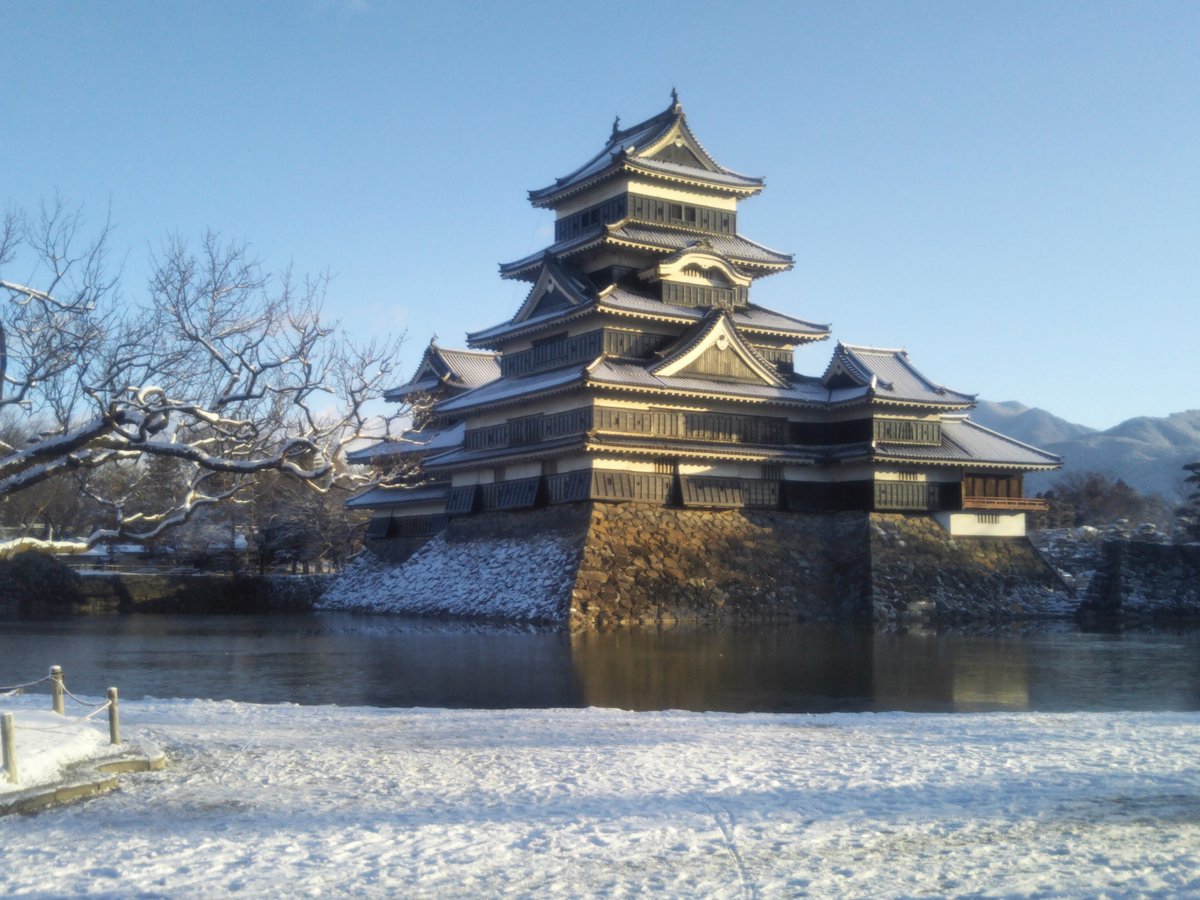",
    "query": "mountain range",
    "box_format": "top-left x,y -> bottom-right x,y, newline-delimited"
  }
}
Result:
969,401 -> 1200,502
